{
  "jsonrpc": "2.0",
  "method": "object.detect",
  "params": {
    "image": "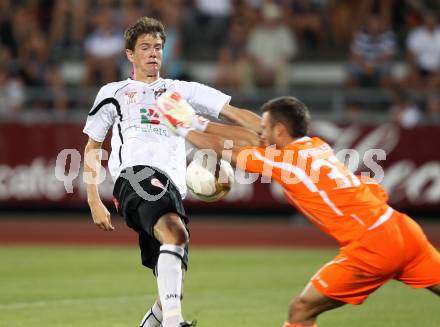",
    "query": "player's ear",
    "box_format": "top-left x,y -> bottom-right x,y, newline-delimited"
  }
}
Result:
274,122 -> 285,137
126,49 -> 134,63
